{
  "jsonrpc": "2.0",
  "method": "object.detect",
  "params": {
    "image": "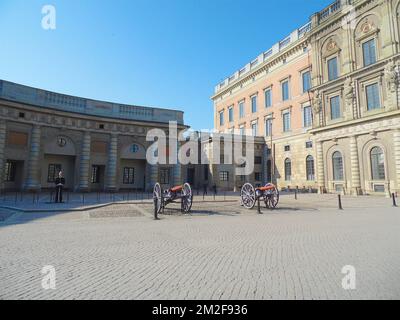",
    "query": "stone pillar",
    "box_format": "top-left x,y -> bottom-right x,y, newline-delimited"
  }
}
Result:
173,163 -> 181,186
0,120 -> 6,192
78,131 -> 91,192
105,134 -> 118,192
316,141 -> 326,194
393,129 -> 400,194
349,136 -> 362,195
24,125 -> 42,191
